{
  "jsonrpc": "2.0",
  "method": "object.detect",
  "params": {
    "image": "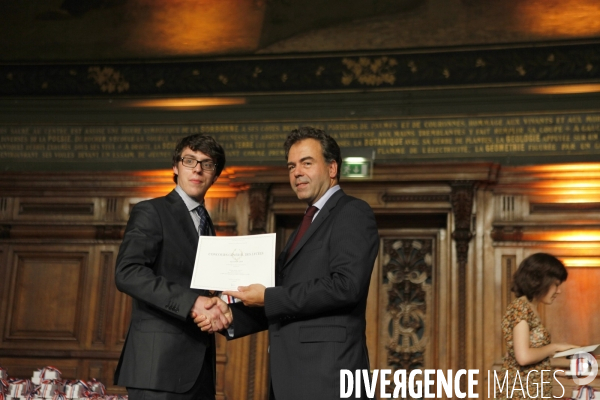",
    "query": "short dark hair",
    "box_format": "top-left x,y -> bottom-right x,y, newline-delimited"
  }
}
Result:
172,134 -> 226,183
283,126 -> 342,180
511,253 -> 568,301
